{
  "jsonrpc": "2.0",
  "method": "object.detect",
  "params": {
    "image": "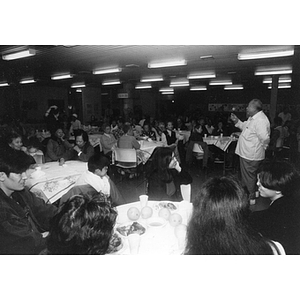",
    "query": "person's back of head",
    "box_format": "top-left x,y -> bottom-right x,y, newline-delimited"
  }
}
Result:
0,147 -> 33,177
258,161 -> 300,198
46,194 -> 117,255
185,176 -> 272,255
88,154 -> 110,173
